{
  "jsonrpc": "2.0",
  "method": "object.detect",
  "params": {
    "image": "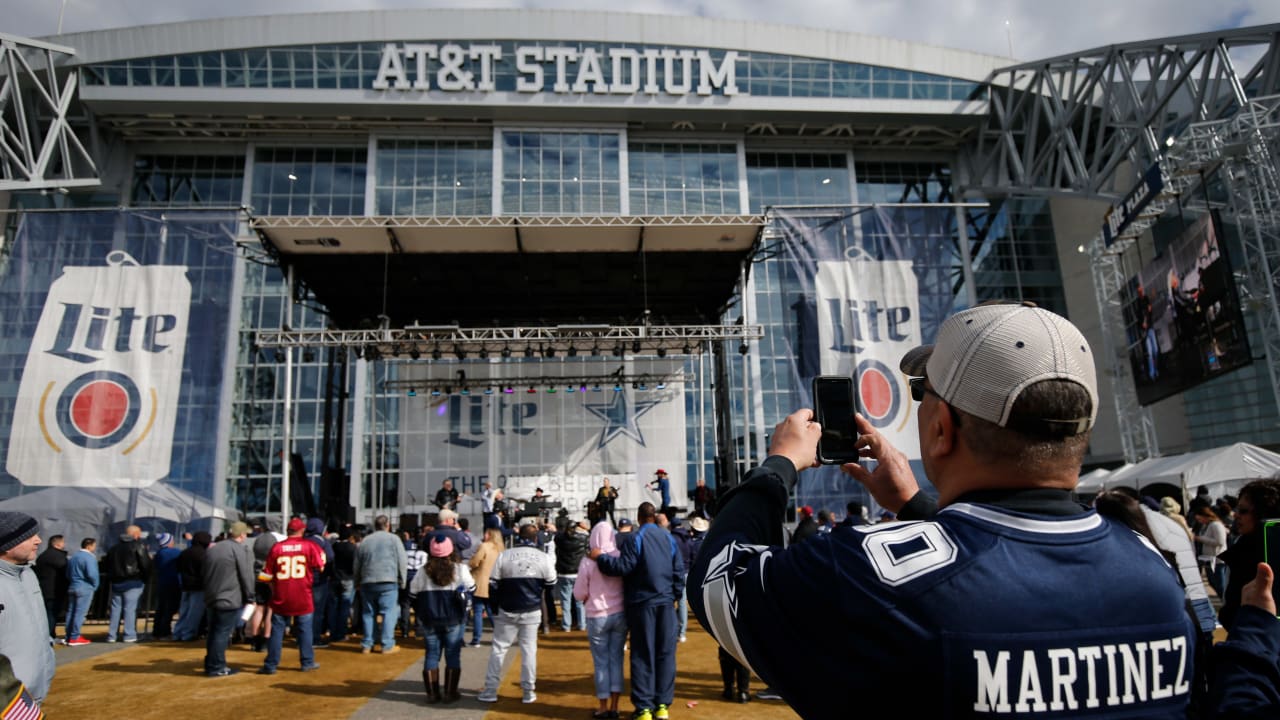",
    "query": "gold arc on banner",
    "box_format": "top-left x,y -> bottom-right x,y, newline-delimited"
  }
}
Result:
122,388 -> 158,455
38,382 -> 62,453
